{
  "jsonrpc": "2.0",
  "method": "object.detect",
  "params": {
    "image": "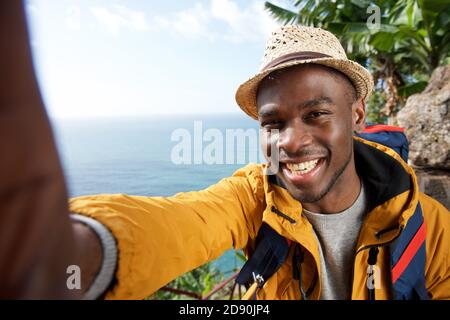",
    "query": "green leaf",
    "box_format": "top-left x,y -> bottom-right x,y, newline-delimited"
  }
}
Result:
202,273 -> 212,296
369,32 -> 395,51
420,0 -> 450,12
437,9 -> 450,27
398,81 -> 428,97
406,0 -> 415,26
328,21 -> 398,34
396,26 -> 431,53
350,0 -> 370,9
264,2 -> 299,24
235,250 -> 247,263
